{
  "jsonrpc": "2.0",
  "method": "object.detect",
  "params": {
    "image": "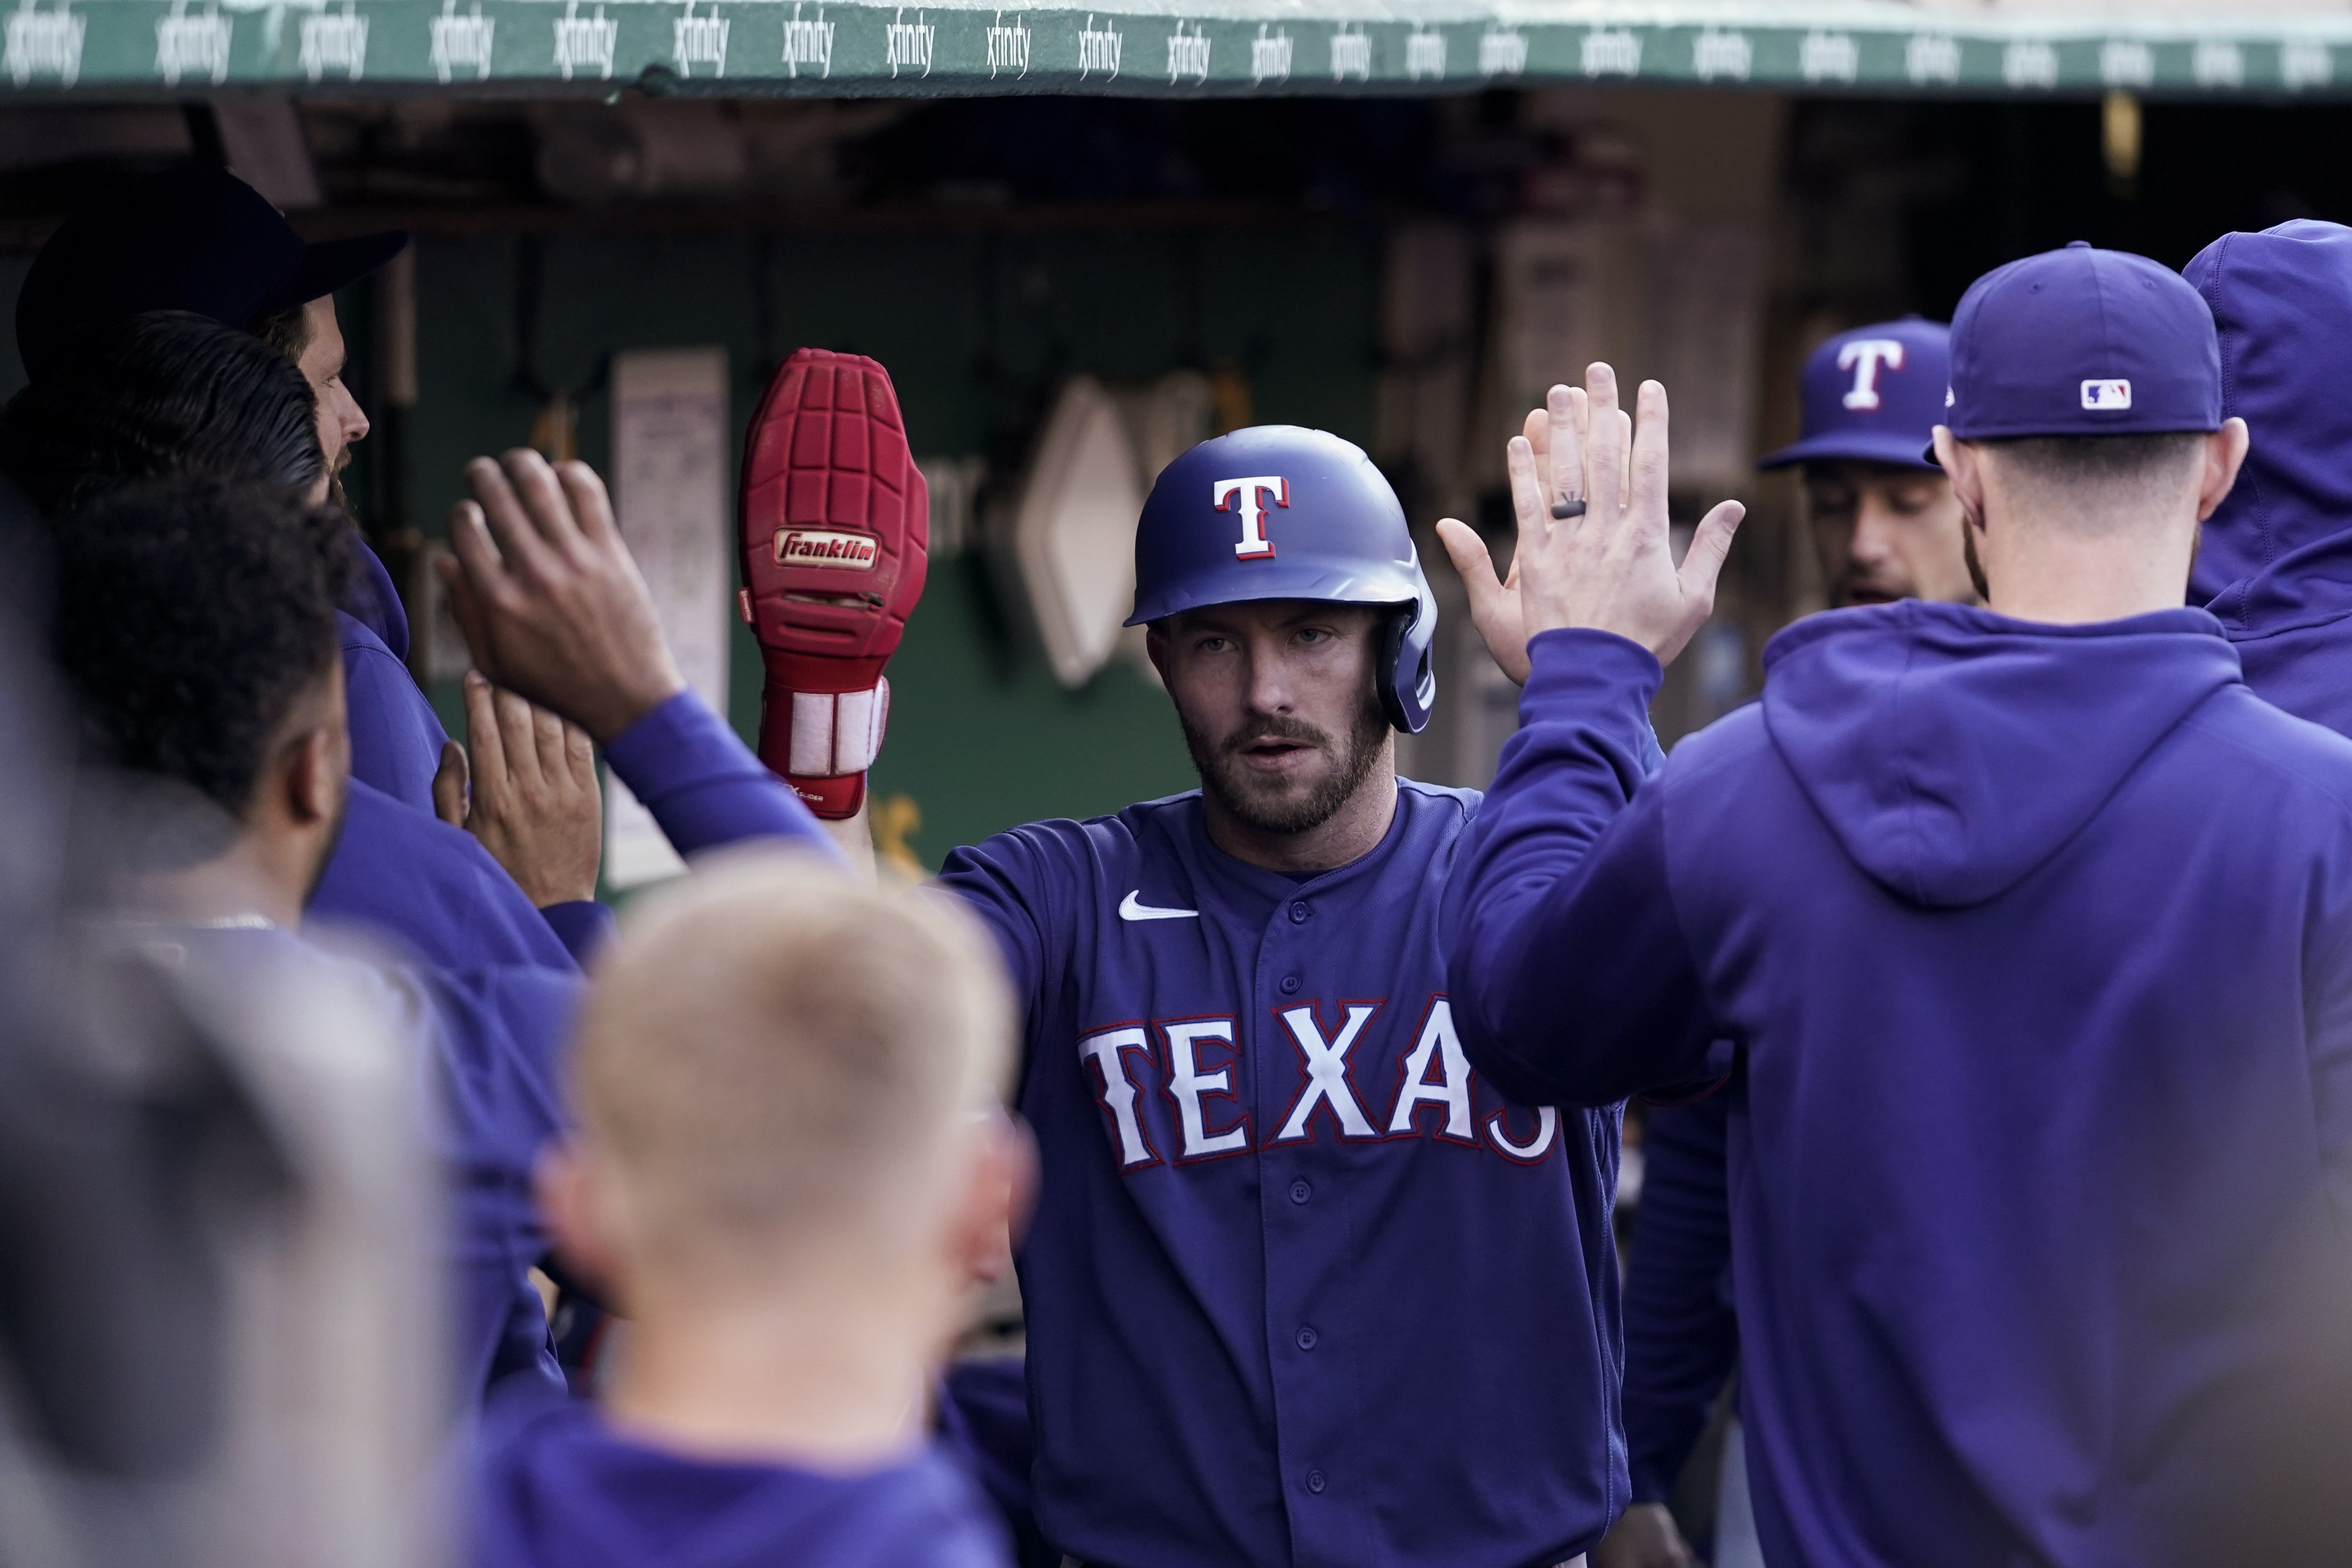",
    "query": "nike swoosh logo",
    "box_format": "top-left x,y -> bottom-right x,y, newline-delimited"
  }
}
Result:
1119,890 -> 1200,922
